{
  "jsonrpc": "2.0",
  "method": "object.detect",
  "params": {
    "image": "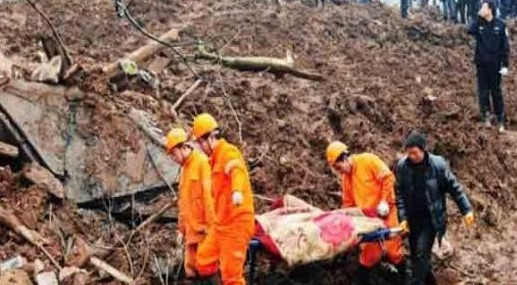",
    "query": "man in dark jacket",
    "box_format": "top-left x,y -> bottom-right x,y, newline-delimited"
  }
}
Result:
395,130 -> 475,285
468,0 -> 510,133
